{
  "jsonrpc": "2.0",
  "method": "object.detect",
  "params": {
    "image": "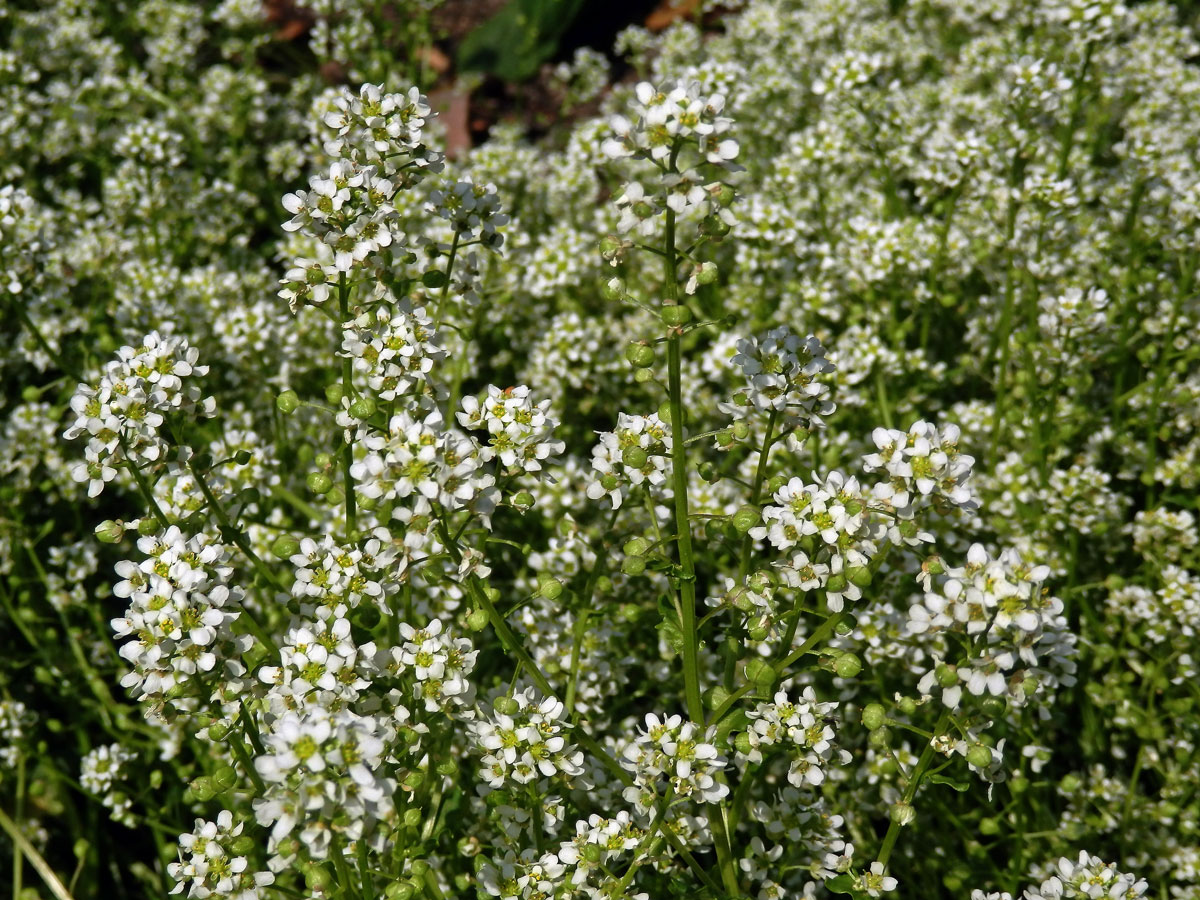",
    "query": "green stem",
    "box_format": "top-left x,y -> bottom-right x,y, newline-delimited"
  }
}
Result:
120,438 -> 170,529
339,273 -> 357,541
0,805 -> 76,900
875,708 -> 951,867
433,231 -> 461,327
